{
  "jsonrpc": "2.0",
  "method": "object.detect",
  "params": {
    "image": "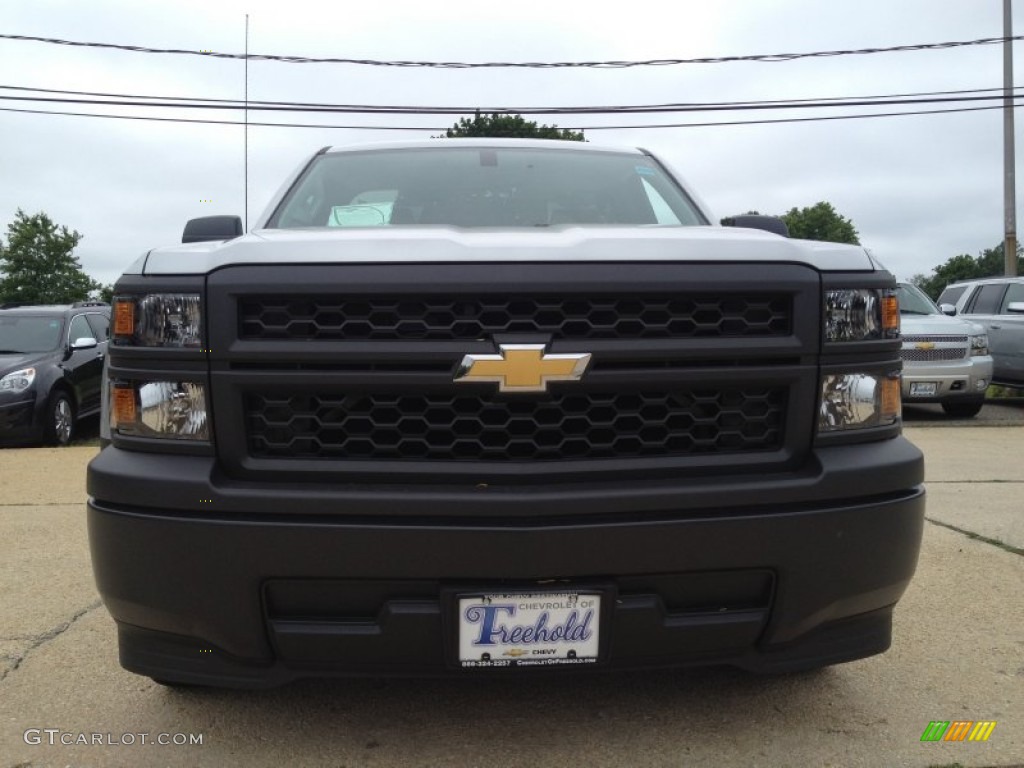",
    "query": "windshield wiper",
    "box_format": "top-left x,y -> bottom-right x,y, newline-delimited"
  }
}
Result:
0,349 -> 25,353
899,310 -> 931,315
